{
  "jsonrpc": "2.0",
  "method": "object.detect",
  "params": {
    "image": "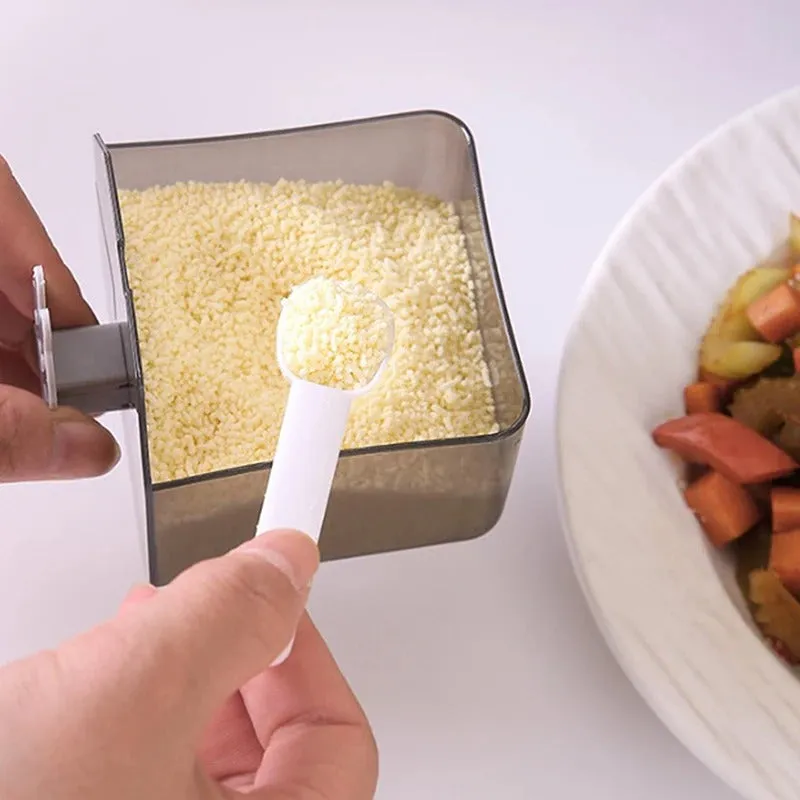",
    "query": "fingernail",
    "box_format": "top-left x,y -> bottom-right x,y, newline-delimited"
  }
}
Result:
51,419 -> 121,478
118,583 -> 158,616
237,529 -> 319,591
